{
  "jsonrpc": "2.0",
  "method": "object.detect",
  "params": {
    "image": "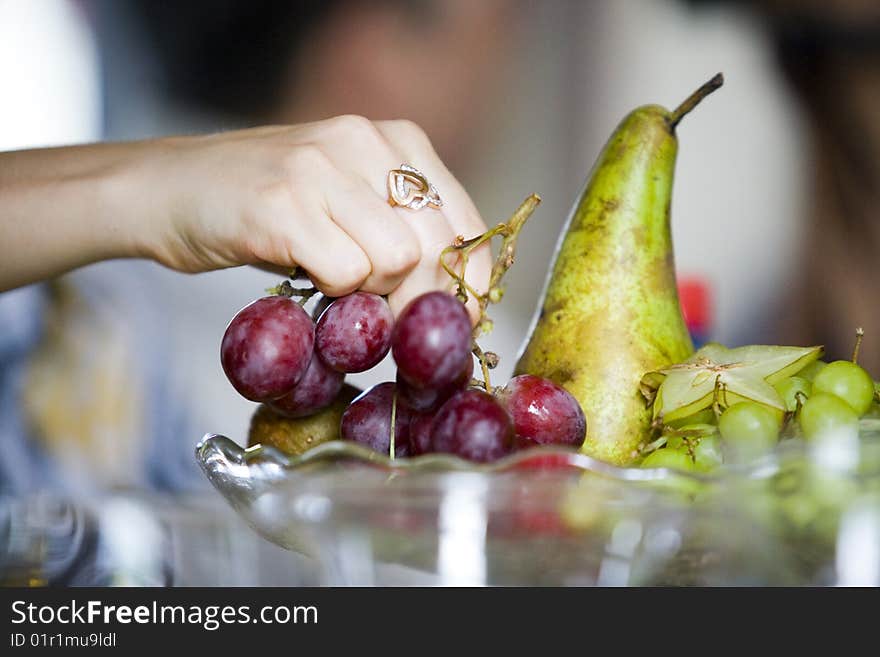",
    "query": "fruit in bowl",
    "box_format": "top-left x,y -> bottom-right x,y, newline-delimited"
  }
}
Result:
234,280 -> 589,461
220,73 -> 879,478
636,330 -> 879,474
247,384 -> 360,454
